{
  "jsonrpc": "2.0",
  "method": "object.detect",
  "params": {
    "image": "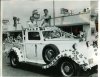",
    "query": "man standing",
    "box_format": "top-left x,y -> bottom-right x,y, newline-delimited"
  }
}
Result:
13,16 -> 17,29
41,9 -> 51,27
